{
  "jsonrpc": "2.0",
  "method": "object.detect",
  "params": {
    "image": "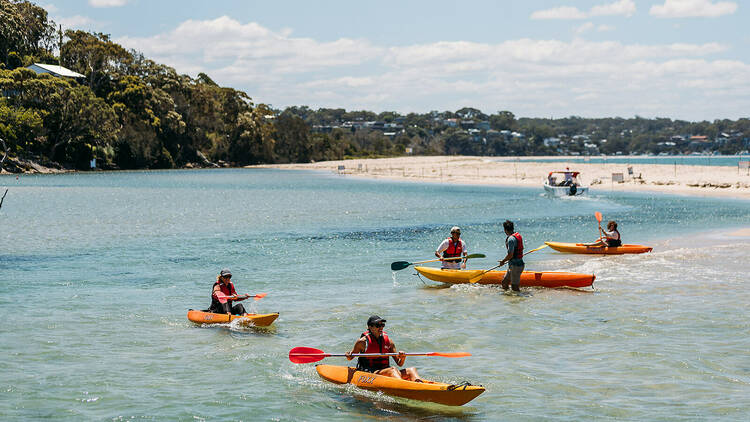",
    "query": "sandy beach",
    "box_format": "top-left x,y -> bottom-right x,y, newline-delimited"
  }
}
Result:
254,156 -> 750,200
